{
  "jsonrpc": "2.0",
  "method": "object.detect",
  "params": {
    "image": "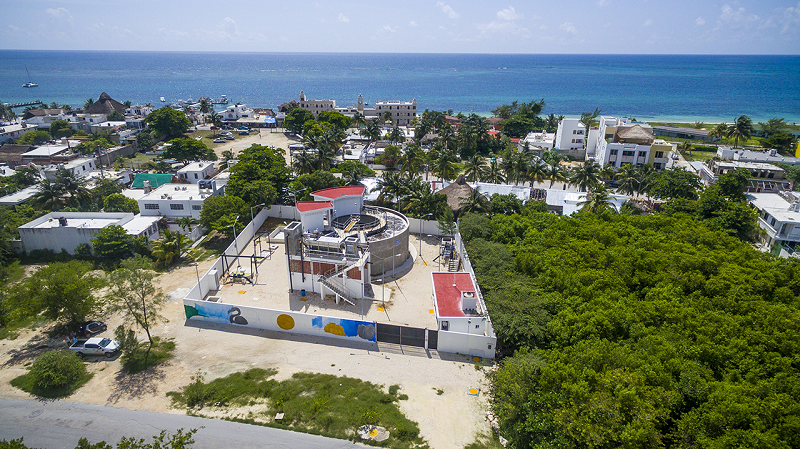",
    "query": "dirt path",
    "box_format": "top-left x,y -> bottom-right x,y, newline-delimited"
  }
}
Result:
0,261 -> 492,449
